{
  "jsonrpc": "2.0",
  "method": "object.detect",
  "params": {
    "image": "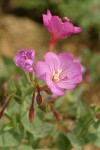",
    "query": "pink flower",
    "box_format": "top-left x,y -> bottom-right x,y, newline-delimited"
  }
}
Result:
35,52 -> 82,96
43,10 -> 82,49
14,49 -> 35,72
